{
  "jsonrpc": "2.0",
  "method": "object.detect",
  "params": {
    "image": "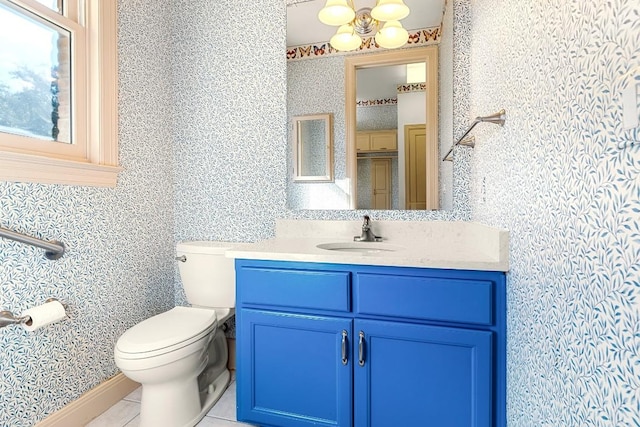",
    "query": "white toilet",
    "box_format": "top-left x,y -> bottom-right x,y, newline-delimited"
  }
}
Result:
114,241 -> 238,427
